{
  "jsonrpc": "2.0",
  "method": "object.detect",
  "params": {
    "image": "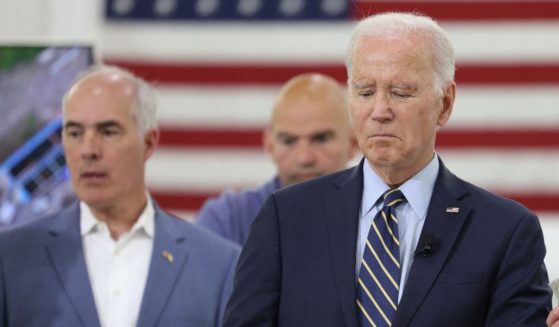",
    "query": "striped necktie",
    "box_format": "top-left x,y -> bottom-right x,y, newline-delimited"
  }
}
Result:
357,189 -> 406,327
